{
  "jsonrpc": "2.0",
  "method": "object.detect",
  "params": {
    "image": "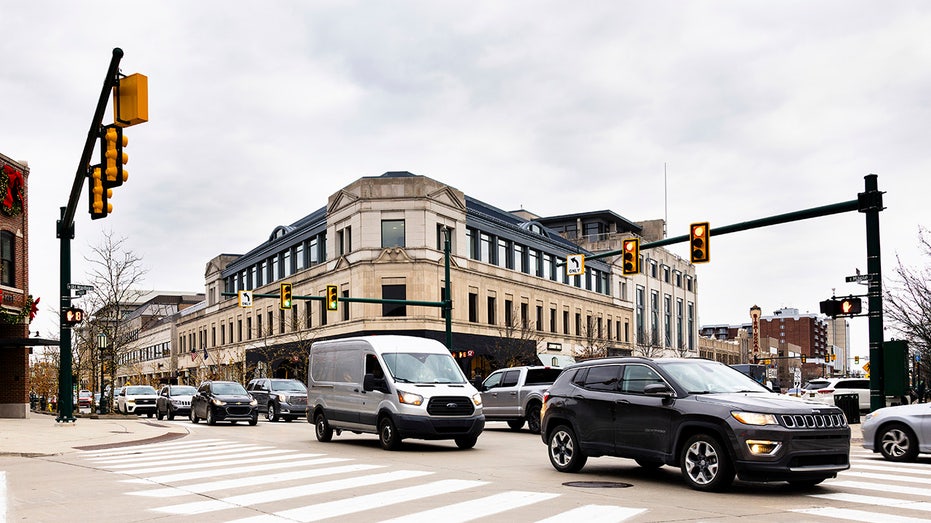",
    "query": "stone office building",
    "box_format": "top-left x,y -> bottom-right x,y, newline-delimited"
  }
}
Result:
118,171 -> 699,385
